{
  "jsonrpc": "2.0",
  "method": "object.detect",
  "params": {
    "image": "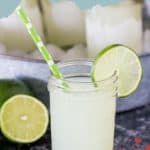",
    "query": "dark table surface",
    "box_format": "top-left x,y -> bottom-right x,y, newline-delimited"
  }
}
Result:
1,104 -> 150,150
115,105 -> 150,150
